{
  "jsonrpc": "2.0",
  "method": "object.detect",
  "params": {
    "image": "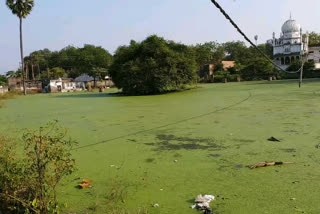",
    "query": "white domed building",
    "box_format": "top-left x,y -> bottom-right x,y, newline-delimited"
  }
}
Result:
270,18 -> 309,70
